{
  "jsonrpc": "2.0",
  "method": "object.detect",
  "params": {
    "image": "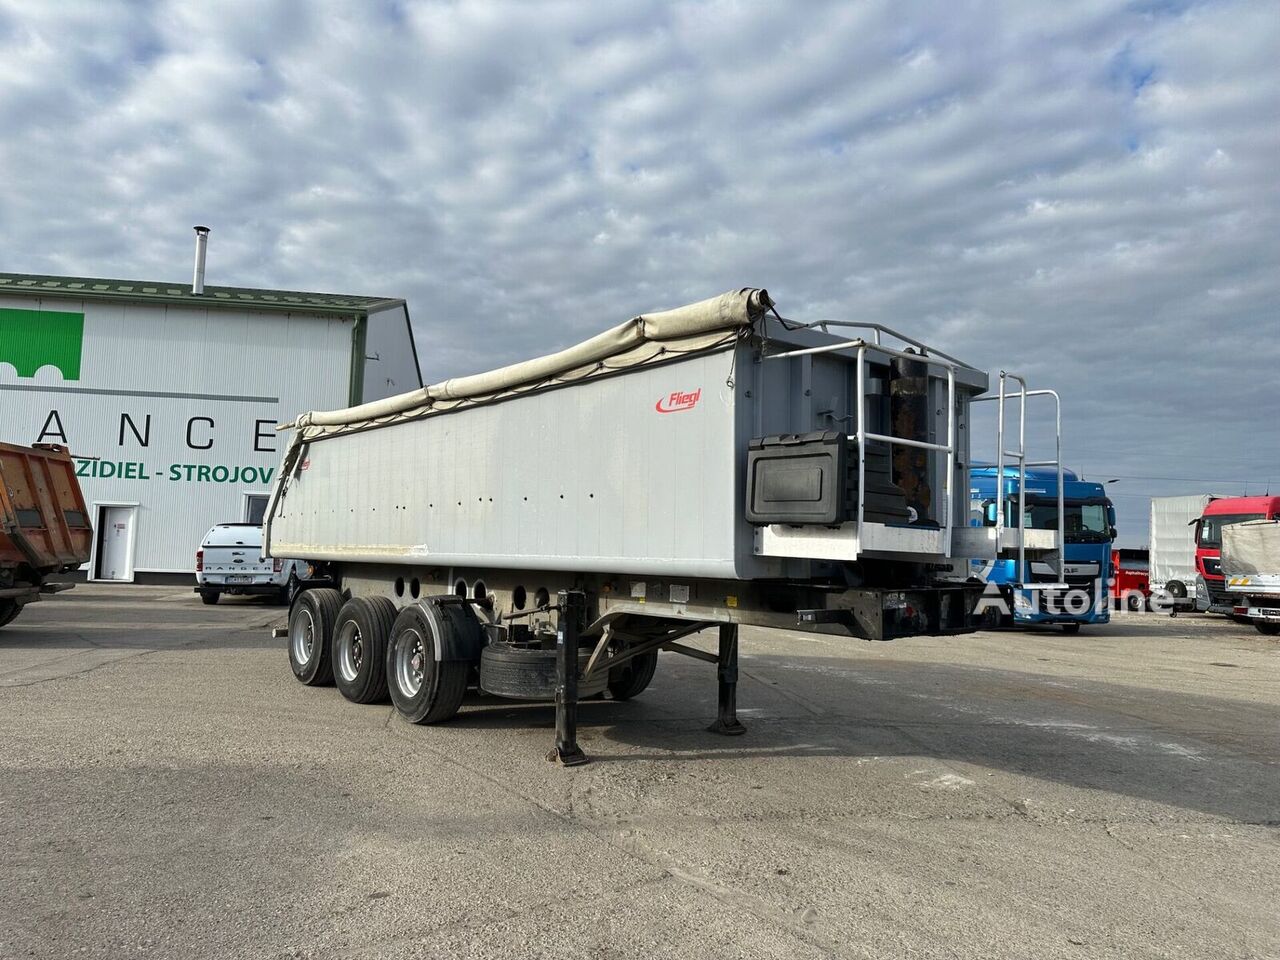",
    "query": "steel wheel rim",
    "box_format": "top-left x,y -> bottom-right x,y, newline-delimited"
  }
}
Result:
396,627 -> 426,697
291,608 -> 316,665
336,620 -> 363,682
